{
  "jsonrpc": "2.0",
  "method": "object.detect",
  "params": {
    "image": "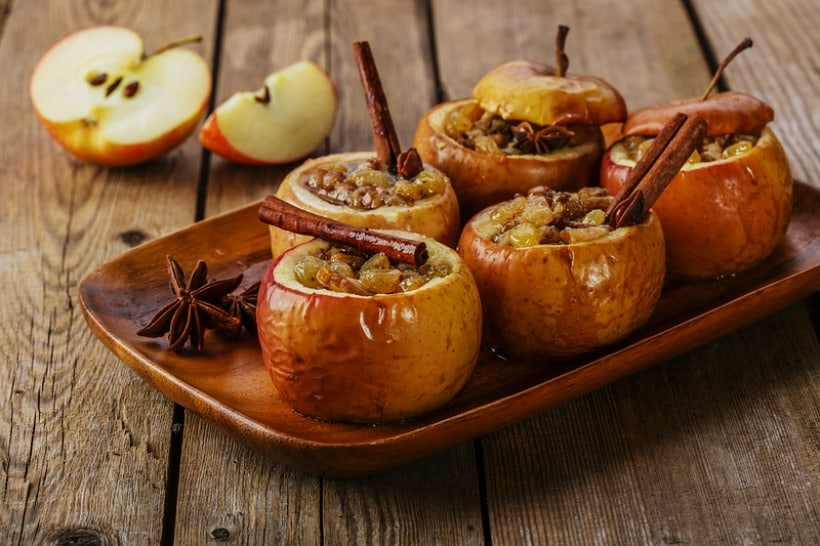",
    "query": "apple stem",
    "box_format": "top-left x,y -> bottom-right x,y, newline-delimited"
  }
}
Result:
352,41 -> 402,172
149,34 -> 204,58
700,37 -> 753,101
555,25 -> 570,77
